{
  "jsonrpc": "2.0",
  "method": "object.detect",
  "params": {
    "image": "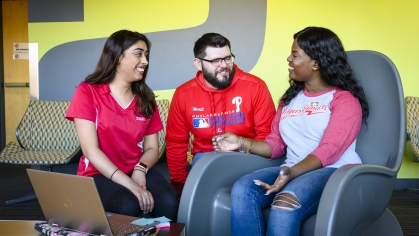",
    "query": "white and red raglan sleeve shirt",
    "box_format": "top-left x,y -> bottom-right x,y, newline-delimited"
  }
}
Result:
266,86 -> 362,168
